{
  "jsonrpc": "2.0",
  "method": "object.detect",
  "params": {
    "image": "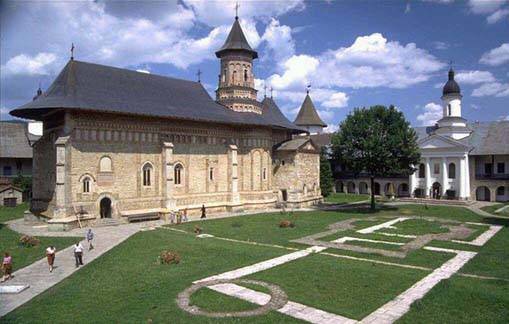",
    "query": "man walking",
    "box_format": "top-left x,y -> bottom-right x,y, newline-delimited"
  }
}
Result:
201,204 -> 206,219
73,242 -> 84,268
86,229 -> 94,250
